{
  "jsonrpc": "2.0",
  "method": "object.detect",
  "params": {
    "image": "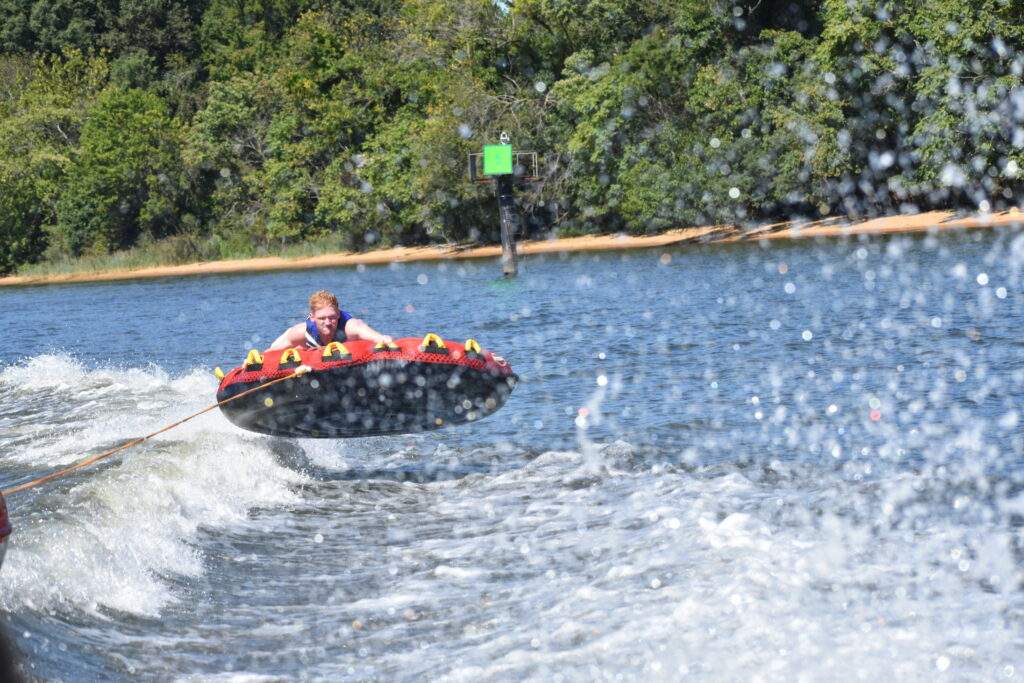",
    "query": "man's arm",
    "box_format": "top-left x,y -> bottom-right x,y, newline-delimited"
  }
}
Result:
344,318 -> 392,344
267,322 -> 307,350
